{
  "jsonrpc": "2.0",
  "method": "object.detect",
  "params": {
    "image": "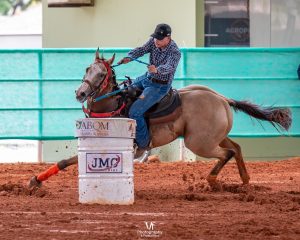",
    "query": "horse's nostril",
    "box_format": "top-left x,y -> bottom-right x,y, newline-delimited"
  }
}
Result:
81,92 -> 86,97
